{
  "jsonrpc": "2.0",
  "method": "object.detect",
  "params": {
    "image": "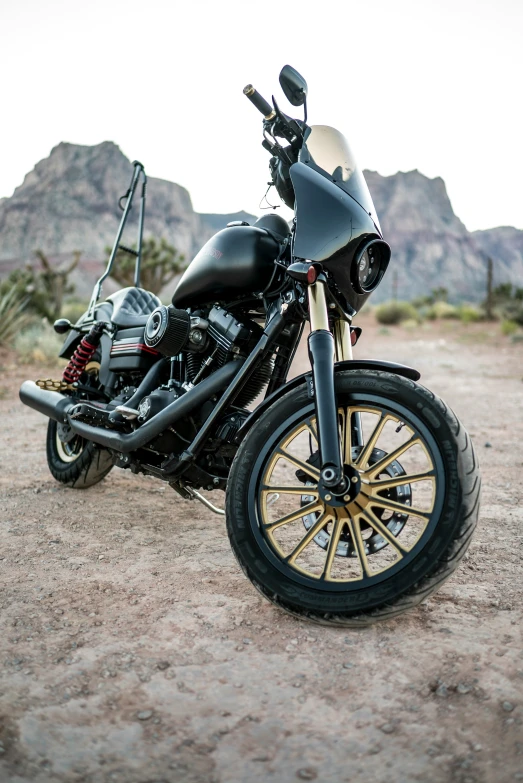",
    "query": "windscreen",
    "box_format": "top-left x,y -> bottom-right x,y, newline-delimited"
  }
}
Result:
299,125 -> 380,230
